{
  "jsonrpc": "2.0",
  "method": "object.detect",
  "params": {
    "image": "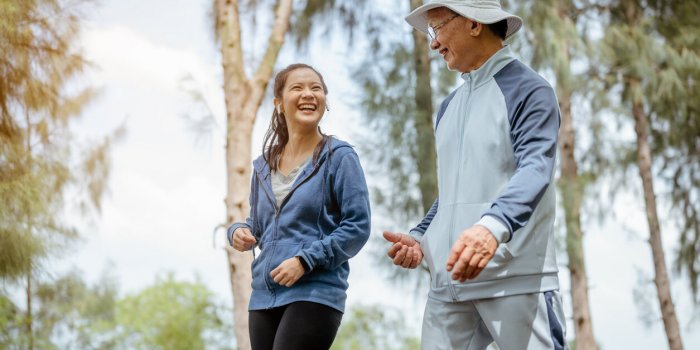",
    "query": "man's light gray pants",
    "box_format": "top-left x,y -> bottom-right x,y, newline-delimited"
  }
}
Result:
421,290 -> 567,350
